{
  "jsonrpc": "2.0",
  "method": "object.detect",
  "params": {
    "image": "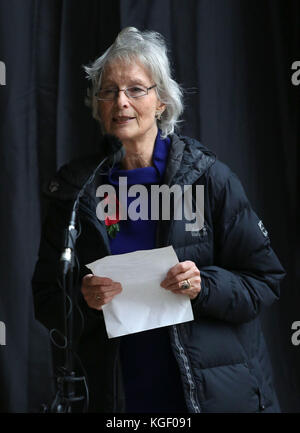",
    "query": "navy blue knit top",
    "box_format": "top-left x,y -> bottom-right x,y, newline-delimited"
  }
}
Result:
106,130 -> 187,413
108,130 -> 170,255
